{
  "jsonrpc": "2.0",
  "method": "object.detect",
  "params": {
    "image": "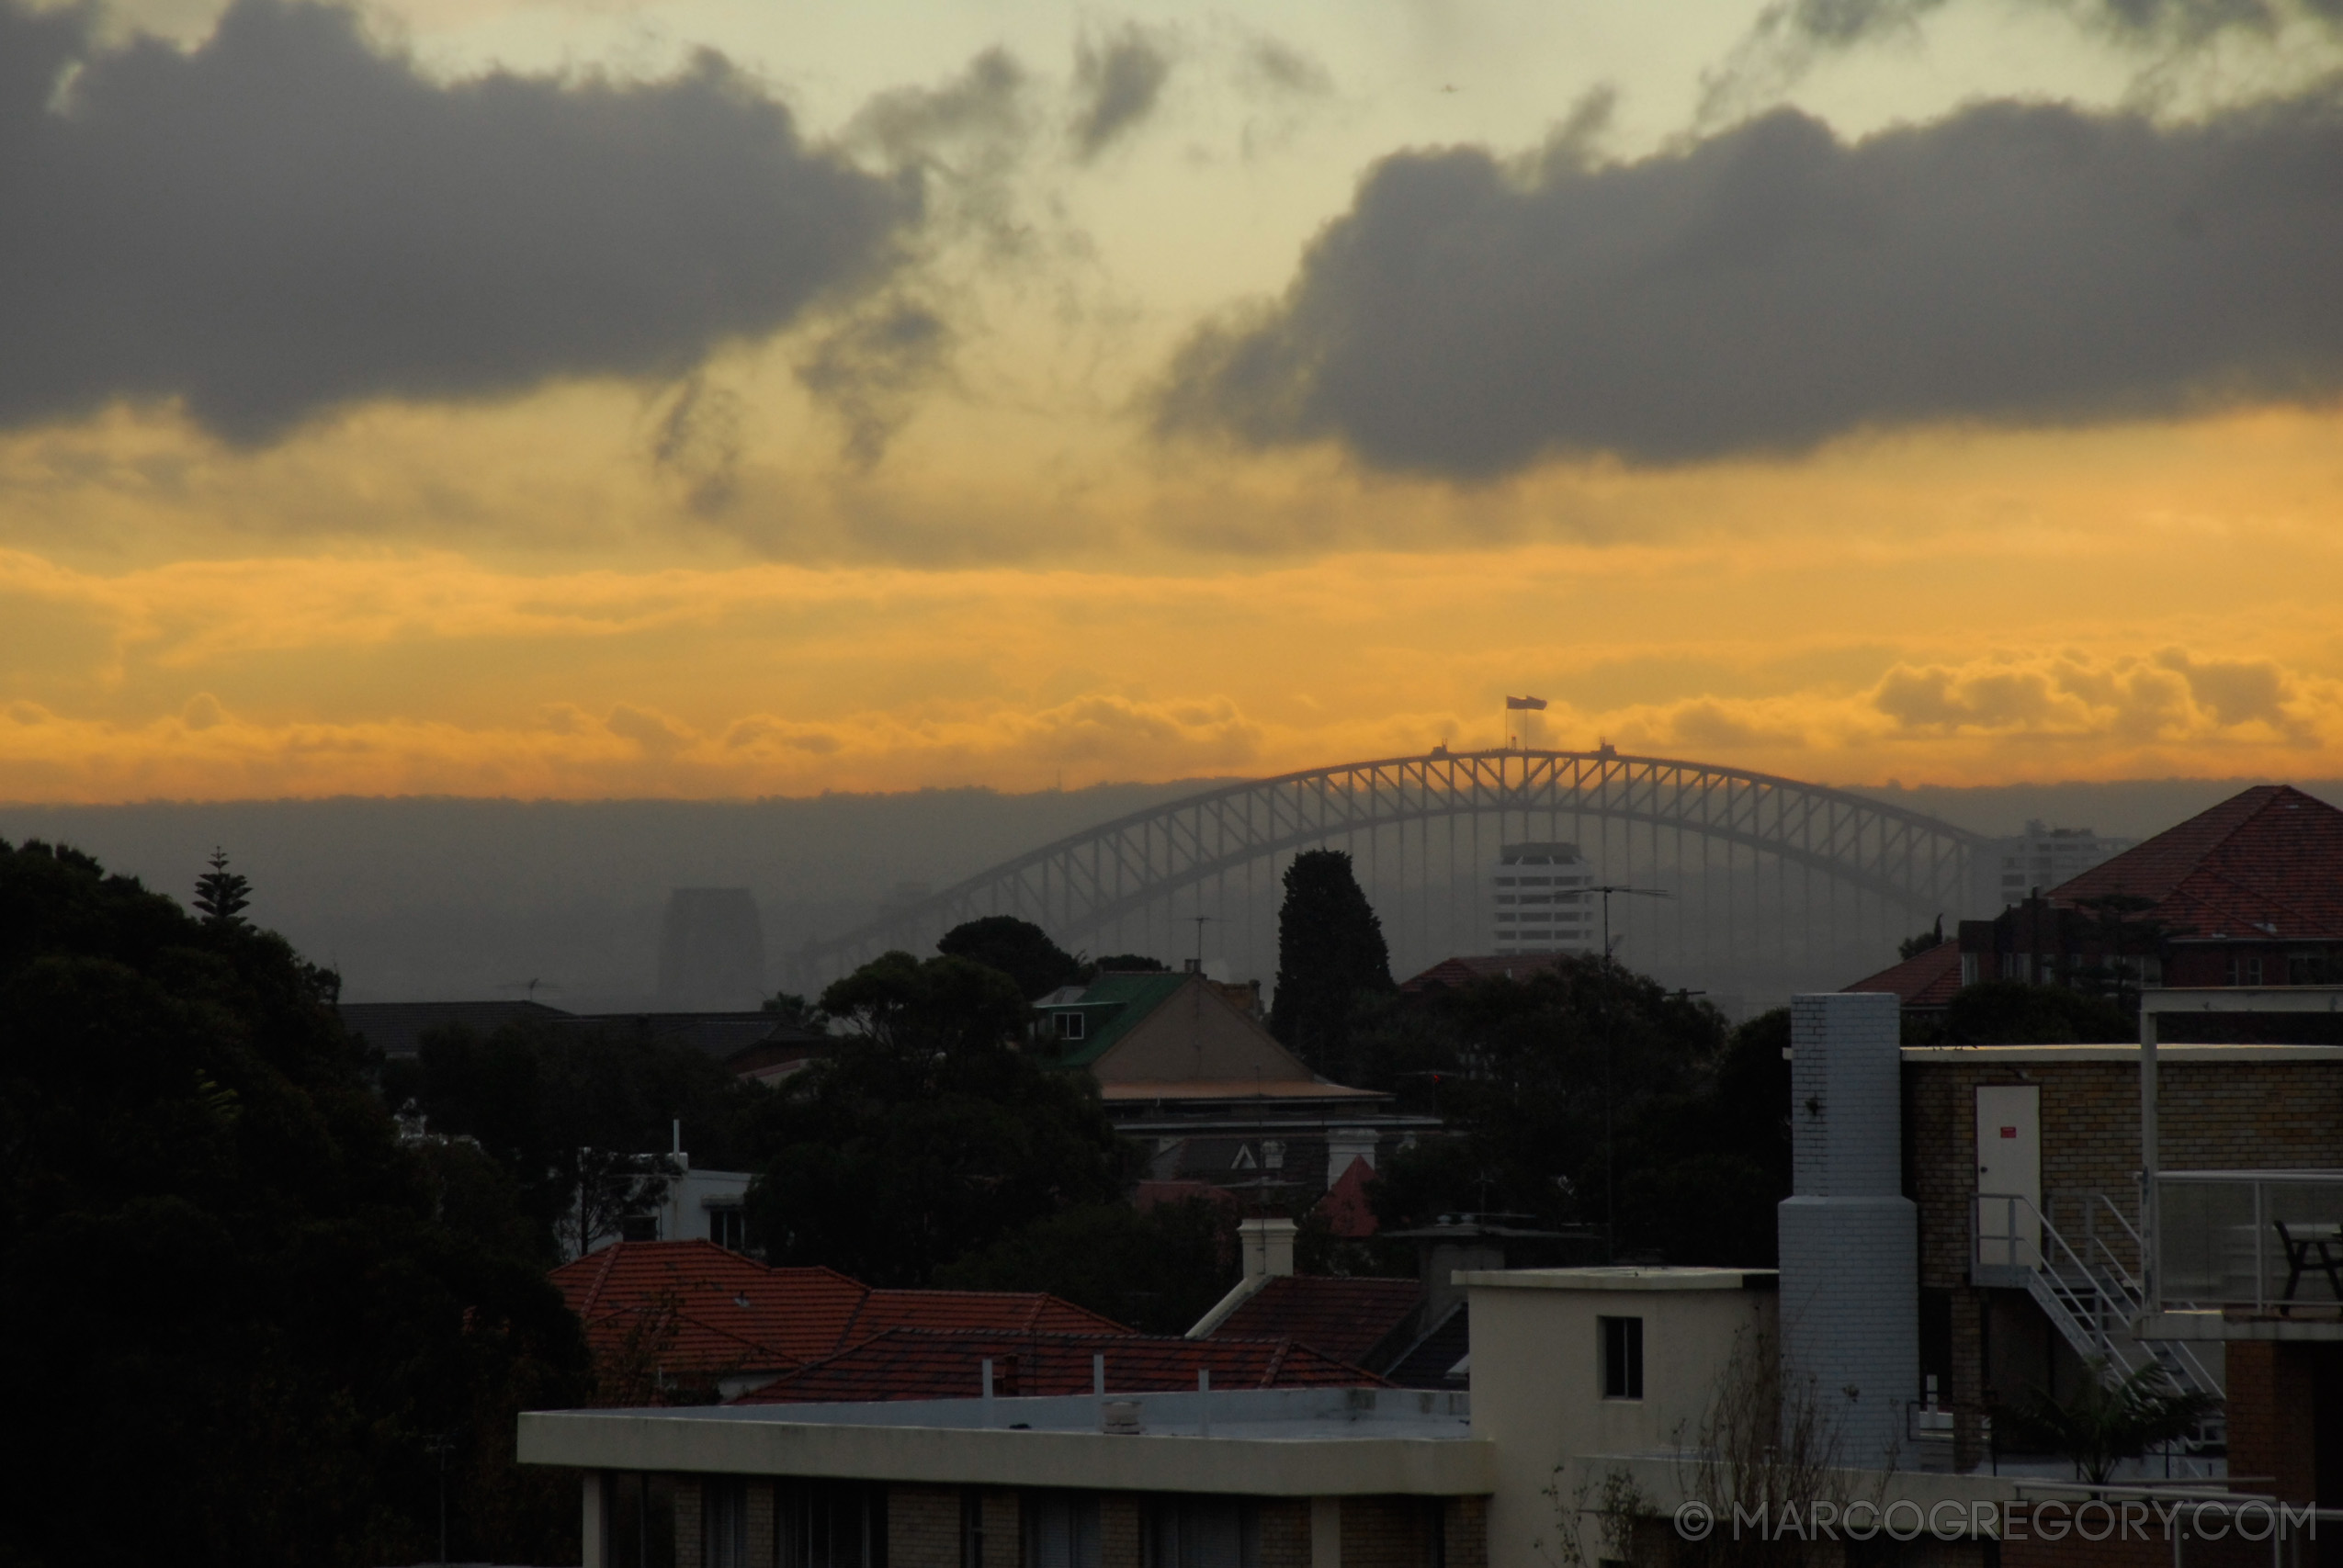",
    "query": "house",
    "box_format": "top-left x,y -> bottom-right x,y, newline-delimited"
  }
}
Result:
523,993 -> 2341,1568
552,1241 -> 1129,1399
1958,784 -> 2343,993
1036,966 -> 1438,1200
